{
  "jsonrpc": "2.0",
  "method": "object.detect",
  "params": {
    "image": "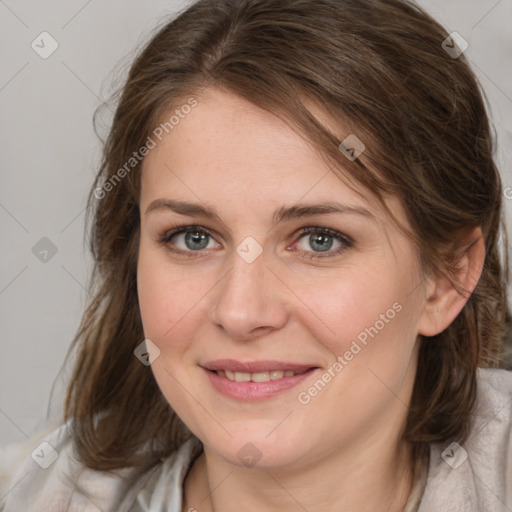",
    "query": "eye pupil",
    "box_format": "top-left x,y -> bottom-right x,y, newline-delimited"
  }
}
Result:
309,233 -> 333,252
185,231 -> 209,250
